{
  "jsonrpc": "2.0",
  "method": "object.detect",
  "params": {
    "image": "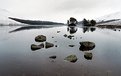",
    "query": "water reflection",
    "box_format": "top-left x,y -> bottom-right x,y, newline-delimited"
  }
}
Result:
67,26 -> 78,34
82,26 -> 96,33
9,25 -> 63,33
97,25 -> 121,32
